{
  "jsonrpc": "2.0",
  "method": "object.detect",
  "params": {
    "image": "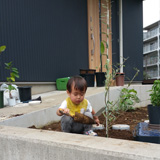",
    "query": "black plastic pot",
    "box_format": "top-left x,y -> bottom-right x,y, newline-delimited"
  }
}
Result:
80,74 -> 95,87
18,86 -> 32,102
0,91 -> 4,108
148,104 -> 160,124
95,72 -> 105,87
